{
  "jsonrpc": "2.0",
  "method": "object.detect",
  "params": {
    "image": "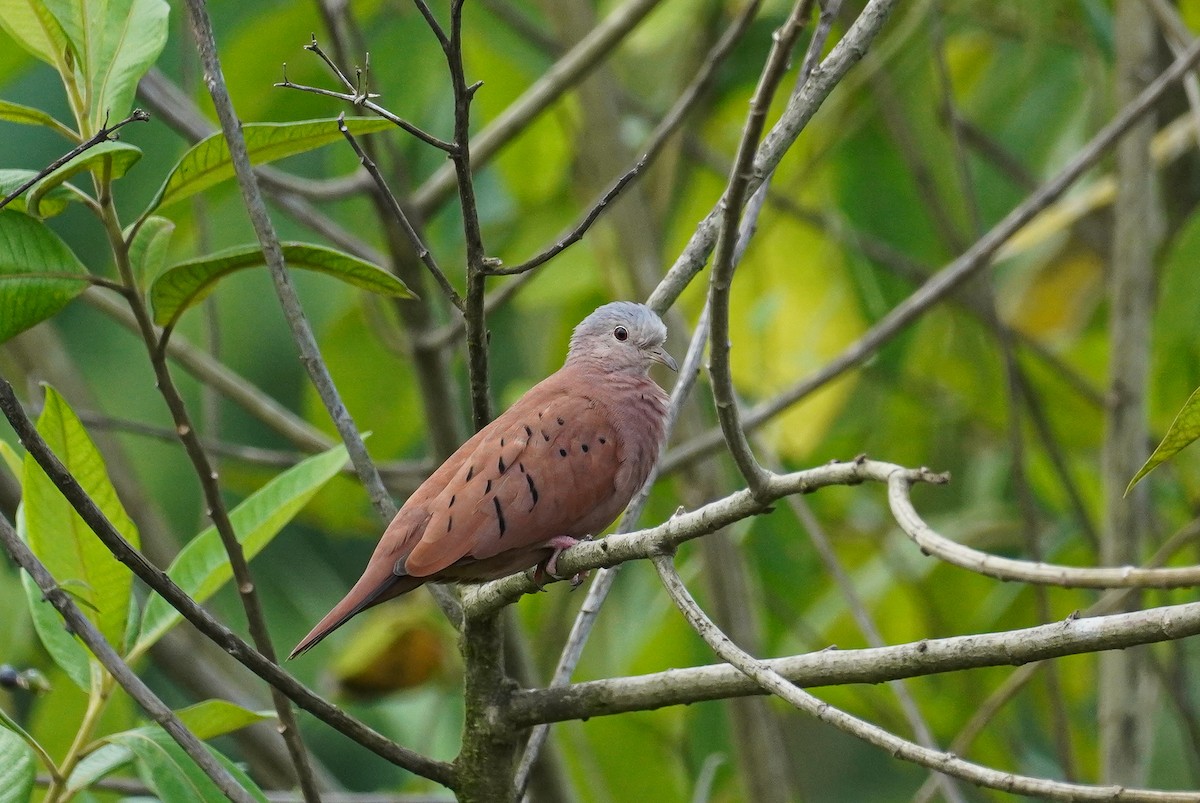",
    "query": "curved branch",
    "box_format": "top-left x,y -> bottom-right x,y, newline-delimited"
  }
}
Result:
464,459 -> 949,614
888,473 -> 1200,588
